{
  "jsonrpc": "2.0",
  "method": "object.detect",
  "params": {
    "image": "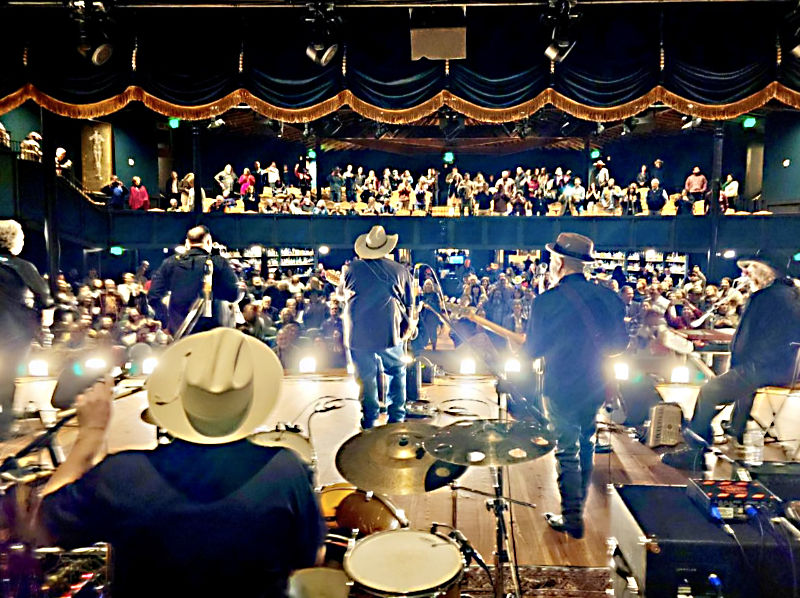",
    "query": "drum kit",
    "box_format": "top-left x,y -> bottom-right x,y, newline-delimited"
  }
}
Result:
288,417 -> 556,598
